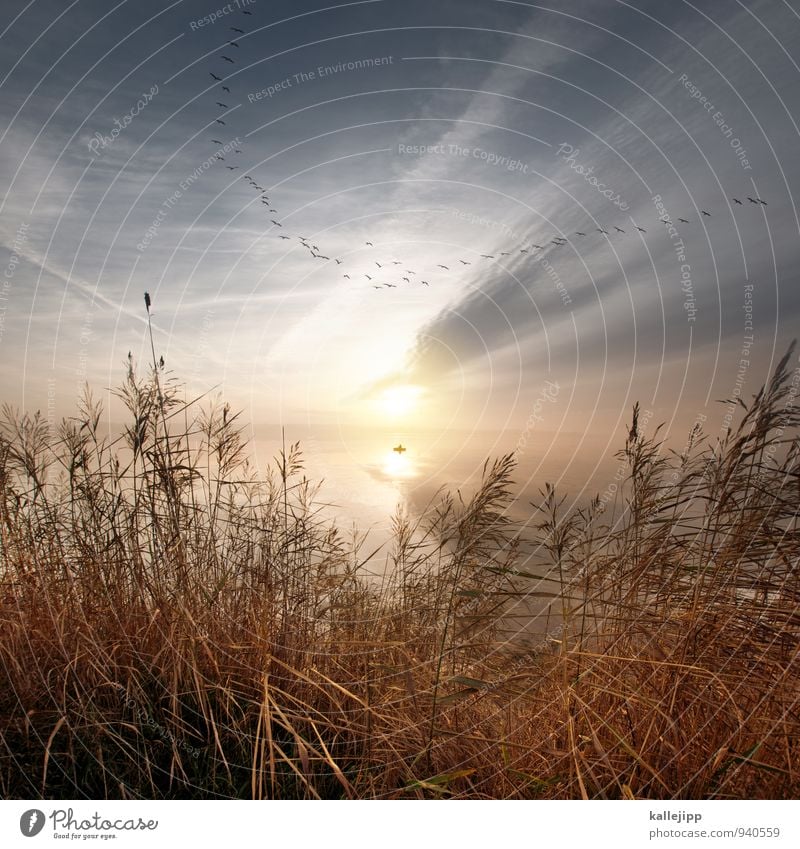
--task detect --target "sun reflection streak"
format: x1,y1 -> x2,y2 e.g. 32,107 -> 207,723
381,448 -> 416,479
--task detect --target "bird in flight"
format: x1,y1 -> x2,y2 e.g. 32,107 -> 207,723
481,254 -> 494,258
366,241 -> 373,246
459,259 -> 471,265
575,232 -> 586,236
211,139 -> 223,144
635,226 -> 647,233
757,198 -> 768,206
365,274 -> 373,280
278,235 -> 290,240
144,291 -> 151,312
733,198 -> 743,205
393,444 -> 406,454
226,166 -> 239,170
519,248 -> 528,253
335,259 -> 342,265
402,277 -> 410,283
701,210 -> 711,216
216,102 -> 228,108
597,228 -> 609,234
215,119 -> 226,125
421,280 -> 429,286
242,8 -> 253,13
614,227 -> 625,233
375,261 -> 383,268
222,55 -> 235,63
437,264 -> 449,269
229,41 -> 239,47
678,218 -> 689,223
344,274 -> 350,279
210,72 -> 222,81
271,219 -> 282,227
231,27 -> 244,33
222,86 -> 231,93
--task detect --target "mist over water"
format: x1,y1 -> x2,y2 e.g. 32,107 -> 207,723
250,423 -> 621,534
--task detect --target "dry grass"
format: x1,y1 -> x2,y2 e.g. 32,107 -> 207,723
0,347 -> 798,799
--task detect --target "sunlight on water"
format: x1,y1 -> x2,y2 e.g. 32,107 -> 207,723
380,448 -> 417,479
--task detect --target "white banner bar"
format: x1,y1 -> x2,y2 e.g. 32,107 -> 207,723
1,800 -> 797,848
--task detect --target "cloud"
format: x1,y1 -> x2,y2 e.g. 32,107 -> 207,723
392,0 -> 800,428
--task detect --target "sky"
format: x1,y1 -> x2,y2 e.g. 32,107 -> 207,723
1,0 -> 800,498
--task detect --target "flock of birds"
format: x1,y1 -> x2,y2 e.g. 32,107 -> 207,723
201,10 -> 772,293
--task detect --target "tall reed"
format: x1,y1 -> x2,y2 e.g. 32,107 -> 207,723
0,347 -> 797,798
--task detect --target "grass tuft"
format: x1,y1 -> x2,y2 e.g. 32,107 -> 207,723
0,348 -> 798,798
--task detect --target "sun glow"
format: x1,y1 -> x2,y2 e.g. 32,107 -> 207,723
375,384 -> 424,419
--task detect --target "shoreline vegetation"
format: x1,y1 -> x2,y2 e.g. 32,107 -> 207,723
1,346 -> 798,799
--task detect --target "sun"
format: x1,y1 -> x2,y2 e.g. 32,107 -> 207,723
376,384 -> 423,419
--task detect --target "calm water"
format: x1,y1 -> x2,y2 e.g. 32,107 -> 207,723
249,424 -> 622,537
250,426 -> 624,642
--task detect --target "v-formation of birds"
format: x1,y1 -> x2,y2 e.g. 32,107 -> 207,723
201,10 -> 772,292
